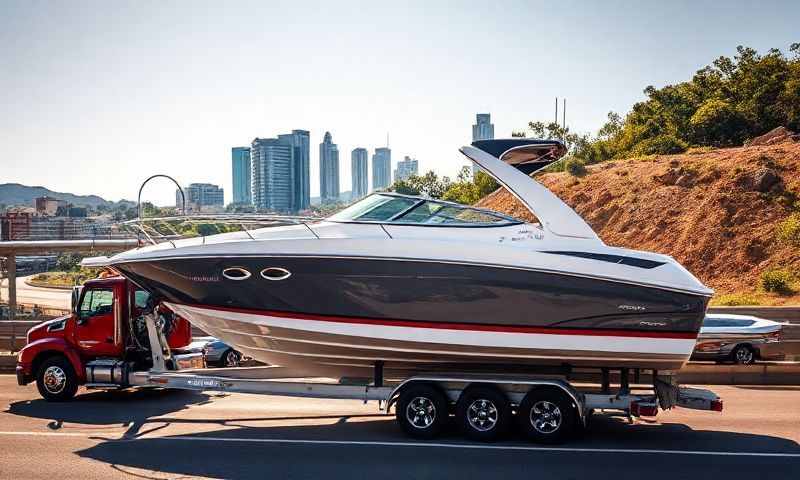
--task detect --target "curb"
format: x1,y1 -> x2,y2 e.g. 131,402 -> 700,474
23,279 -> 76,291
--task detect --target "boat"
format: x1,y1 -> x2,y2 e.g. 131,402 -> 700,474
83,139 -> 713,379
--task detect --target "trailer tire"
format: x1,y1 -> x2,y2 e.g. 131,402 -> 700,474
36,356 -> 78,402
395,384 -> 448,439
518,388 -> 577,444
456,385 -> 511,441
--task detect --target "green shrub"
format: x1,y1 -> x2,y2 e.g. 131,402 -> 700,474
775,213 -> 800,245
631,134 -> 688,156
712,293 -> 762,306
760,269 -> 794,294
564,158 -> 587,177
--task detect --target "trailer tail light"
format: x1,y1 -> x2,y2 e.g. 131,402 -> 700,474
630,401 -> 658,417
711,399 -> 723,412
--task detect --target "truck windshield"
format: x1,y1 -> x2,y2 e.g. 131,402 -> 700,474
79,289 -> 114,318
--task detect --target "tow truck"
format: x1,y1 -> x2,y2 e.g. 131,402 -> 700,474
16,275 -> 723,443
16,275 -> 203,401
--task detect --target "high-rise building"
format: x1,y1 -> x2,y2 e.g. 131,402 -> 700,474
278,130 -> 310,211
319,132 -> 340,203
231,147 -> 252,205
472,113 -> 495,174
250,137 -> 293,212
351,148 -> 369,199
372,147 -> 391,191
177,183 -> 224,210
393,156 -> 418,183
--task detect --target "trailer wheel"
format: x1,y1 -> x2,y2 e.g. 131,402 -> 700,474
456,385 -> 511,441
518,388 -> 577,444
395,384 -> 448,439
36,356 -> 78,402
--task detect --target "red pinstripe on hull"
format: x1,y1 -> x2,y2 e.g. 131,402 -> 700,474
179,303 -> 699,340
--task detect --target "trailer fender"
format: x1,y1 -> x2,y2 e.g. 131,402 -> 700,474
19,338 -> 86,384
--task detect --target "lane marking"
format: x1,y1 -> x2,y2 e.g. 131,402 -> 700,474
0,431 -> 92,438
2,431 -> 797,458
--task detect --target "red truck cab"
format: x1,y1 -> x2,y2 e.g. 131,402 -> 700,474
16,275 -> 194,401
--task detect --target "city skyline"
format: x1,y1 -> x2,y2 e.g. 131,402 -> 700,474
3,2 -> 798,206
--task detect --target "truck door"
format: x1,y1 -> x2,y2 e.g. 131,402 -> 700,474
75,288 -> 121,357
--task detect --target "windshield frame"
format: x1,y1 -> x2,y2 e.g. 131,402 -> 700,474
326,192 -> 524,228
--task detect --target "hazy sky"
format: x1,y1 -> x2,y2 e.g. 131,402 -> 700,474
2,0 -> 798,205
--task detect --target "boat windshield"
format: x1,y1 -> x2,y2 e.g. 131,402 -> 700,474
327,193 -> 521,226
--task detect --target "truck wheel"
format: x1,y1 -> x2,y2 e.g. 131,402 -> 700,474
732,345 -> 755,365
36,356 -> 78,402
223,349 -> 241,368
518,389 -> 577,444
395,384 -> 448,439
456,385 -> 511,441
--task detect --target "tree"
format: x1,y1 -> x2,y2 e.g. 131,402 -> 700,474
389,171 -> 451,199
56,253 -> 83,272
521,43 -> 800,162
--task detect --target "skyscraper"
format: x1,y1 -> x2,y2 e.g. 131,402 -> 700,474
278,130 -> 310,211
372,147 -> 391,191
319,132 -> 340,203
231,147 -> 252,205
472,113 -> 495,174
250,137 -> 293,212
351,148 -> 368,199
394,156 -> 418,183
177,183 -> 224,211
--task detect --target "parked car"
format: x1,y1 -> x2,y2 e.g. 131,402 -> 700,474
691,314 -> 784,364
202,338 -> 247,367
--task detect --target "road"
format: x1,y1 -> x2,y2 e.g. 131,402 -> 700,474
0,376 -> 798,479
0,275 -> 70,310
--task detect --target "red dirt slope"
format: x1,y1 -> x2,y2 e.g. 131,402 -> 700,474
478,141 -> 800,305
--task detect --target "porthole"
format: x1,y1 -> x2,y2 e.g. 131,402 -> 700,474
222,267 -> 252,281
260,267 -> 291,281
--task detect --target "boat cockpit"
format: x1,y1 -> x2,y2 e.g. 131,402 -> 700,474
327,193 -> 523,227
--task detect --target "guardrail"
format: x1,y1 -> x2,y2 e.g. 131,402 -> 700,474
678,362 -> 800,385
0,320 -> 40,353
708,306 -> 800,322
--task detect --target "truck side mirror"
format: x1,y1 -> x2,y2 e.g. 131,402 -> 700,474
71,286 -> 83,315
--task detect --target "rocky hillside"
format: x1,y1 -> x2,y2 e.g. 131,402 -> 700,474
478,138 -> 800,305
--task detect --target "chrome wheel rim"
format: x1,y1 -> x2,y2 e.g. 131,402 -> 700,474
530,400 -> 562,434
735,347 -> 753,364
467,398 -> 498,432
43,366 -> 67,395
406,396 -> 436,429
224,350 -> 240,367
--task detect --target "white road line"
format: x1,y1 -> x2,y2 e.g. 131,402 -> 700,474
2,431 -> 798,458
0,431 -> 93,438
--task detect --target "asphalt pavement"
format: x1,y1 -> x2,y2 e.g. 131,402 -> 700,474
0,375 -> 798,479
0,275 -> 71,310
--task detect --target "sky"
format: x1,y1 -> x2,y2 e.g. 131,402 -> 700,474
1,0 -> 799,206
